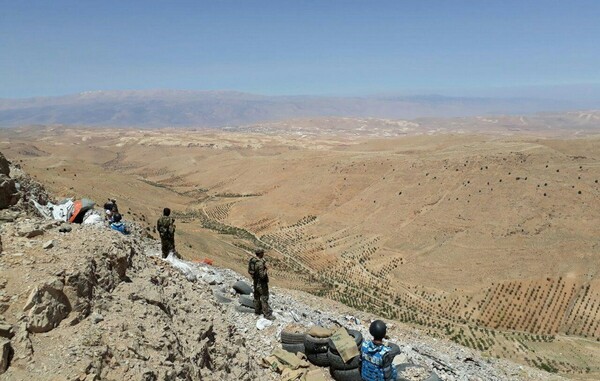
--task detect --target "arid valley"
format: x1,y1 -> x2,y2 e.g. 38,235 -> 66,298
1,116 -> 599,379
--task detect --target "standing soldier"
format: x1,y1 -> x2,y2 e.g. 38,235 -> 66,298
157,207 -> 176,258
248,248 -> 274,320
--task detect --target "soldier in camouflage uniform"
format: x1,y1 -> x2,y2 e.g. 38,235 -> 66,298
156,208 -> 176,258
248,249 -> 274,320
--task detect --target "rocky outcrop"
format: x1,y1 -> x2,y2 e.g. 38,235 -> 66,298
0,320 -> 13,339
0,175 -> 18,209
0,339 -> 12,375
0,152 -> 9,177
23,279 -> 71,333
0,151 -> 18,209
20,238 -> 136,334
0,151 -> 50,212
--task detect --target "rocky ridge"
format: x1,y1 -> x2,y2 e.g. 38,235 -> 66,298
0,154 -> 565,381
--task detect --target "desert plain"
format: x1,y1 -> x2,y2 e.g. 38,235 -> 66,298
1,116 -> 599,379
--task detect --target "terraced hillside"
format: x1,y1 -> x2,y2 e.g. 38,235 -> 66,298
1,126 -> 599,378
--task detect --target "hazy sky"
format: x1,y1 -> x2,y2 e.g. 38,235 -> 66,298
1,0 -> 599,98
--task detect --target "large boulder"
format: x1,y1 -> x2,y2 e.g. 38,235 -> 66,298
62,262 -> 96,325
94,241 -> 133,292
0,152 -> 9,177
23,278 -> 72,333
0,175 -> 19,209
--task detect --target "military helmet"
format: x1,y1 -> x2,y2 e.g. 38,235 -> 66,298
369,320 -> 387,340
255,248 -> 265,255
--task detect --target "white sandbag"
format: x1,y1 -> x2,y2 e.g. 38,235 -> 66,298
165,252 -> 197,282
83,213 -> 103,225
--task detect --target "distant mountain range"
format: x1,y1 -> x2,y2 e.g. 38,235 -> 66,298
0,90 -> 588,128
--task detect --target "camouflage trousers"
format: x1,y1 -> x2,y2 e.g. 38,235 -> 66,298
253,281 -> 272,317
160,236 -> 175,258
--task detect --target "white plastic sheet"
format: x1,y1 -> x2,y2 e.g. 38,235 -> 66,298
32,200 -> 52,219
165,252 -> 197,282
51,200 -> 75,221
83,213 -> 103,225
256,317 -> 273,330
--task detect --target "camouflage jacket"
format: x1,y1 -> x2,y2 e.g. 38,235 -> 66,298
157,216 -> 175,238
254,258 -> 269,283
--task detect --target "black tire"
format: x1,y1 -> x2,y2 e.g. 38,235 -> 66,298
304,334 -> 329,354
281,329 -> 306,345
328,329 -> 363,355
282,343 -> 305,354
306,351 -> 330,367
235,305 -> 255,314
327,348 -> 360,371
213,291 -> 233,304
331,368 -> 362,381
239,294 -> 255,308
233,280 -> 253,295
347,329 -> 363,346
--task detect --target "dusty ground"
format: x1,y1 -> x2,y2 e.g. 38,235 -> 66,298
0,126 -> 599,378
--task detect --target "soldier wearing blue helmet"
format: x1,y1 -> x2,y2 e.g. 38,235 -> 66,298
360,320 -> 400,381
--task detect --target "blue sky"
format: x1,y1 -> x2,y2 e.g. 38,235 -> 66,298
1,0 -> 599,98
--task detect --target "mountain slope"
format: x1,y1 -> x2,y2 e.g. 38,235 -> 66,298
0,90 -> 576,128
0,152 -> 565,381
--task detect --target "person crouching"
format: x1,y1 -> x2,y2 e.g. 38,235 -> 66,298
110,213 -> 129,235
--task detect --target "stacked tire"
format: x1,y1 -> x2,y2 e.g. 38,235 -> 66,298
233,280 -> 252,295
232,281 -> 255,313
328,329 -> 363,381
281,328 -> 306,355
304,333 -> 331,367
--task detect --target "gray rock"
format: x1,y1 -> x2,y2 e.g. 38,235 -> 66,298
0,153 -> 9,177
59,225 -> 72,233
16,223 -> 44,238
202,273 -> 223,285
202,274 -> 217,285
0,175 -> 18,210
0,339 -> 11,374
43,240 -> 54,250
91,313 -> 104,324
0,322 -> 13,339
42,221 -> 61,230
12,322 -> 32,359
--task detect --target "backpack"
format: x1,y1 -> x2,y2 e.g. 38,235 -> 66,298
248,257 -> 258,278
158,217 -> 172,236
